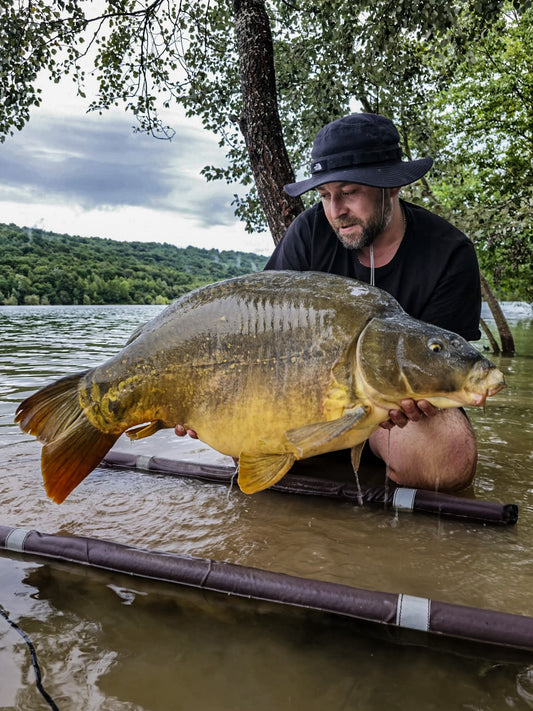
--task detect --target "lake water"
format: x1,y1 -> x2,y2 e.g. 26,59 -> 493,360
0,302 -> 532,710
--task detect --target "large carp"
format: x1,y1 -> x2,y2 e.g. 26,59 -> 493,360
16,271 -> 505,503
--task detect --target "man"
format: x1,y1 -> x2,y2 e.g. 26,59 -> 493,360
177,112 -> 481,492
264,112 -> 482,491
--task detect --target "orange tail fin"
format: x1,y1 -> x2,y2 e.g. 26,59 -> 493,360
15,372 -> 119,503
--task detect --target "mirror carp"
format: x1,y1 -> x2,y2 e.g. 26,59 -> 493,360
15,271 -> 505,503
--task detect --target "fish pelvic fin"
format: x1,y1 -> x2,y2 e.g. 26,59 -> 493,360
15,371 -> 119,503
126,420 -> 166,441
238,453 -> 295,494
286,406 -> 369,458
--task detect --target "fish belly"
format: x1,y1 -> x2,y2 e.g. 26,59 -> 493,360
182,352 -> 332,458
83,272 -> 386,456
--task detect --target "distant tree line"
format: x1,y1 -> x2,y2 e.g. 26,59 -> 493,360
0,223 -> 267,305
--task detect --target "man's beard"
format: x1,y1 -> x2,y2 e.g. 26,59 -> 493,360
333,192 -> 392,250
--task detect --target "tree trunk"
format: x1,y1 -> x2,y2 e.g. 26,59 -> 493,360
479,270 -> 515,355
233,0 -> 304,245
479,317 -> 500,355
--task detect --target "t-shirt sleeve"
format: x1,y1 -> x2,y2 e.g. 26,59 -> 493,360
264,214 -> 312,271
417,241 -> 481,341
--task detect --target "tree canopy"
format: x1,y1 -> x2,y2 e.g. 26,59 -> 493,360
430,5 -> 533,300
0,222 -> 266,305
1,0 -> 531,299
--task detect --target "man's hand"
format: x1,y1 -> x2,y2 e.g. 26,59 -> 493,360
174,424 -> 199,439
379,399 -> 439,430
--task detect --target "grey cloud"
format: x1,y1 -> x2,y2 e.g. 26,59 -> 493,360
0,113 -> 239,227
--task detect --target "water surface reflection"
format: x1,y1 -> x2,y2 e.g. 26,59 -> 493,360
0,304 -> 532,710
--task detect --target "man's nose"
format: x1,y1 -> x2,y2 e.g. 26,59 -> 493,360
329,195 -> 348,219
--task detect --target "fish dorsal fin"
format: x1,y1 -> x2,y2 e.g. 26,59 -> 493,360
126,420 -> 165,441
238,452 -> 295,494
125,322 -> 148,345
286,406 -> 369,457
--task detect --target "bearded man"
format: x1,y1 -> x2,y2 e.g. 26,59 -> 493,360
263,113 -> 482,491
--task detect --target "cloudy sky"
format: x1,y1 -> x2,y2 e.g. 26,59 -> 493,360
0,79 -> 276,256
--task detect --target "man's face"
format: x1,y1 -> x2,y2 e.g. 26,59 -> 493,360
316,182 -> 392,250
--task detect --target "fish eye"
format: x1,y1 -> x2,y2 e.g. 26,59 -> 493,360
428,338 -> 444,353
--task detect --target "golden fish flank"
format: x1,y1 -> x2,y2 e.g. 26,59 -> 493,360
15,271 -> 505,503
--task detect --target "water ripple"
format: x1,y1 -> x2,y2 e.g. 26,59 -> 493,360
1,305 -> 533,709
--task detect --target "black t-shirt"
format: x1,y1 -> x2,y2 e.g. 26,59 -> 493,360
265,199 -> 481,341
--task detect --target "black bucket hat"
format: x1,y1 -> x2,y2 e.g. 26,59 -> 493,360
284,113 -> 433,196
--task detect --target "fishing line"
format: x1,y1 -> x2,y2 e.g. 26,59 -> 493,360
370,188 -> 386,287
0,604 -> 60,710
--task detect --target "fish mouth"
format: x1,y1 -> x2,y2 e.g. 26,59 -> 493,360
463,365 -> 506,406
425,365 -> 506,409
466,381 -> 506,406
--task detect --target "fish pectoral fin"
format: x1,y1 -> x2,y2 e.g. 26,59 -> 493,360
350,441 -> 366,473
126,420 -> 165,441
286,405 -> 370,457
238,452 -> 295,494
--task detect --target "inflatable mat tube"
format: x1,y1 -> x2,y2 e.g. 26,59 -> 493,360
103,452 -> 518,525
0,526 -> 531,652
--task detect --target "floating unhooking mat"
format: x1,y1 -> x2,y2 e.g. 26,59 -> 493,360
1,526 -> 531,653
103,451 -> 519,526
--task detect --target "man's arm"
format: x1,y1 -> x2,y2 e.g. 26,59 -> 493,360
264,212 -> 312,271
418,242 -> 482,341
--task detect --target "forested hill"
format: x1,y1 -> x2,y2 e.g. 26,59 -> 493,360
0,223 -> 269,305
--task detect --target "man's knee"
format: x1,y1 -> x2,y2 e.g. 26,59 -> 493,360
368,408 -> 478,492
433,431 -> 477,491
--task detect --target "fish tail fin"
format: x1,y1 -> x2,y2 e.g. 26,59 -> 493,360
15,371 -> 90,443
42,425 -> 118,504
15,371 -> 119,503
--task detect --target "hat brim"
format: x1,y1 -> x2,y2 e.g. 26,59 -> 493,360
284,157 -> 433,197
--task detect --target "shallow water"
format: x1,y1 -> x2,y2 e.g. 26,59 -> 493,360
0,303 -> 532,710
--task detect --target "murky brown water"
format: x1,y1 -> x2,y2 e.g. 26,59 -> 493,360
1,303 -> 532,710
